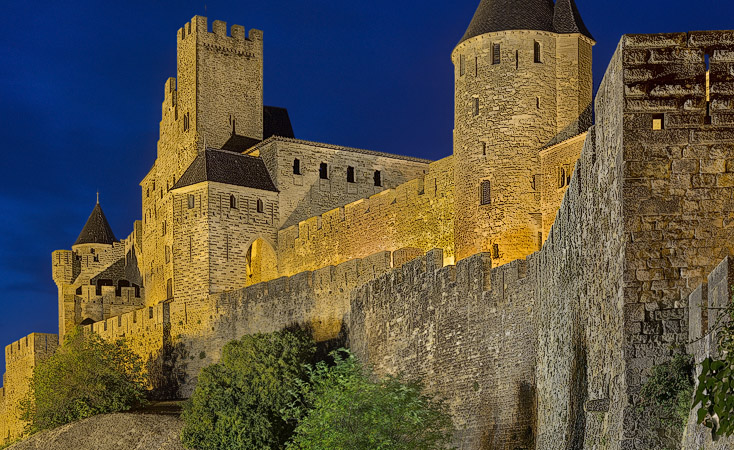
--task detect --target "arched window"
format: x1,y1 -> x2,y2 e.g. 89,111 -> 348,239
374,170 -> 382,187
230,194 -> 237,209
293,158 -> 301,175
347,166 -> 355,183
257,199 -> 264,213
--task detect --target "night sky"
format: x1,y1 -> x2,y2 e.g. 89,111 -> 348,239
1,0 -> 732,375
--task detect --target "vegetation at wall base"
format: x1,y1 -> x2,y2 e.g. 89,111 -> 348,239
180,329 -> 316,450
693,303 -> 734,440
285,349 -> 456,450
20,327 -> 147,434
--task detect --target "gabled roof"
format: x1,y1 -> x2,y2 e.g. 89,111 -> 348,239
263,106 -> 295,140
74,203 -> 117,246
172,148 -> 278,192
459,0 -> 593,45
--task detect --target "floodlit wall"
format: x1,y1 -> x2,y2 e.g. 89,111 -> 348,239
277,156 -> 455,276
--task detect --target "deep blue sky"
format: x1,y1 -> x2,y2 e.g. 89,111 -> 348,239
0,0 -> 732,375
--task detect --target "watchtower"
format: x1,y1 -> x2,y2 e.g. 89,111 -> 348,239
452,0 -> 594,264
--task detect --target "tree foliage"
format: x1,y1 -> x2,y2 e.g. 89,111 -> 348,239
286,350 -> 456,450
180,329 -> 316,450
638,353 -> 694,428
694,303 -> 734,439
21,327 -> 147,433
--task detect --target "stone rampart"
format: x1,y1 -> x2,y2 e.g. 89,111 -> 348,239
277,156 -> 455,277
682,256 -> 734,449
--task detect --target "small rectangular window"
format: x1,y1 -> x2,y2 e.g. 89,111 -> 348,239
257,199 -> 264,213
534,41 -> 541,64
188,194 -> 195,209
480,180 -> 491,205
460,54 -> 466,76
492,244 -> 500,259
473,98 -> 480,116
475,56 -> 479,76
319,162 -> 329,179
230,195 -> 237,209
293,158 -> 301,175
492,43 -> 501,65
347,166 -> 355,183
652,114 -> 664,130
374,170 -> 382,187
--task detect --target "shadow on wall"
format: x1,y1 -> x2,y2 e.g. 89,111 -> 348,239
545,102 -> 594,148
478,381 -> 536,450
568,328 -> 587,450
147,324 -> 189,400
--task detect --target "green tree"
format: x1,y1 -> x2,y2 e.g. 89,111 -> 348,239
286,350 -> 455,450
180,329 -> 316,450
693,303 -> 734,439
21,326 -> 147,433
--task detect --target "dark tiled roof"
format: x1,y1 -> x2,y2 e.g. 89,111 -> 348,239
264,106 -> 295,139
553,0 -> 593,40
74,203 -> 117,246
459,0 -> 593,44
172,148 -> 278,192
219,106 -> 295,153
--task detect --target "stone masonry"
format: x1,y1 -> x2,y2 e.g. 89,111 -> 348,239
2,2 -> 734,449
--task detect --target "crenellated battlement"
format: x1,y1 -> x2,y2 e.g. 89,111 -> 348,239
4,333 -> 58,366
177,16 -> 262,49
277,156 -> 455,276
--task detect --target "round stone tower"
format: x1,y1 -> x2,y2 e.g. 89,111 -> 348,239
452,0 -> 594,264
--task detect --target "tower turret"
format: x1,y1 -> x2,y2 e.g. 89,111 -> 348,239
452,0 -> 594,264
72,200 -> 117,251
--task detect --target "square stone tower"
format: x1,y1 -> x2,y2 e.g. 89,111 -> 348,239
142,17 -> 264,305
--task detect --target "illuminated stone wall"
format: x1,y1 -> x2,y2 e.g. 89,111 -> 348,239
0,334 -> 58,444
276,156 -> 456,277
451,30 -> 593,265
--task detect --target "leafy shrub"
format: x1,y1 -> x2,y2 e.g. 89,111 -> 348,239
180,329 -> 316,450
638,353 -> 694,427
694,303 -> 734,439
286,350 -> 455,450
21,327 -> 147,433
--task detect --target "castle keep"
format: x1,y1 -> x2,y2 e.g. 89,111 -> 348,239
2,1 -> 734,448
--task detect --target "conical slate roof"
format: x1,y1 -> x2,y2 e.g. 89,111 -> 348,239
74,202 -> 117,246
459,0 -> 593,45
553,0 -> 593,40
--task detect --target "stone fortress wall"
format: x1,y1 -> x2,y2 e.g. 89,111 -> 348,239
2,10 -> 734,450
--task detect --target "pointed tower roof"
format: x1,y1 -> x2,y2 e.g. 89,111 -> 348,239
458,0 -> 593,45
74,201 -> 117,246
459,0 -> 555,44
553,0 -> 594,40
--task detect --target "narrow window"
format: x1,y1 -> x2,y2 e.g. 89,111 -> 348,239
534,41 -> 541,64
230,194 -> 237,209
482,142 -> 487,156
161,221 -> 167,236
293,158 -> 301,175
492,244 -> 500,259
460,54 -> 466,76
188,194 -> 195,209
652,113 -> 664,130
480,180 -> 491,205
492,43 -> 501,65
473,97 -> 480,116
515,50 -> 519,70
347,166 -> 355,183
538,232 -> 543,250
475,56 -> 479,76
558,167 -> 566,188
374,170 -> 382,187
319,162 -> 328,179
230,115 -> 236,135
536,97 -> 540,109
146,188 -> 149,198
257,199 -> 264,213
183,113 -> 189,132
705,54 -> 712,125
165,245 -> 171,263
166,279 -> 173,299
149,307 -> 154,319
